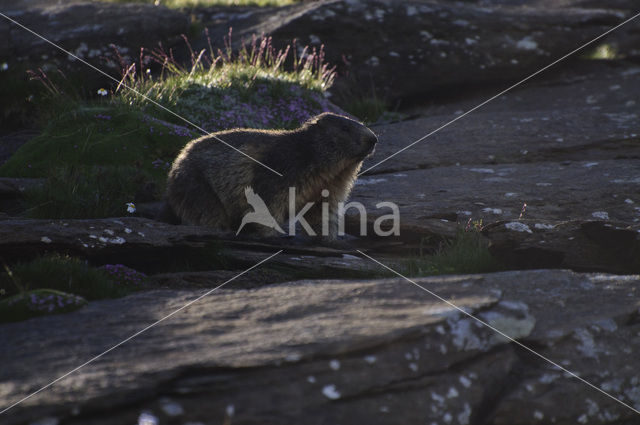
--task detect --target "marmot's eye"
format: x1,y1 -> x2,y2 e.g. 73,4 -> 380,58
341,125 -> 351,132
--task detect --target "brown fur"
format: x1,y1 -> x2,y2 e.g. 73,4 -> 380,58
161,112 -> 378,238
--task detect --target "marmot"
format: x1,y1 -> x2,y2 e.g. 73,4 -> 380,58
161,112 -> 377,239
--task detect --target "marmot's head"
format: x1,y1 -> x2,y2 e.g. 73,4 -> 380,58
305,113 -> 378,163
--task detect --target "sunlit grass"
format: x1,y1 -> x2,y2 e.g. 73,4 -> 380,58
109,30 -> 337,130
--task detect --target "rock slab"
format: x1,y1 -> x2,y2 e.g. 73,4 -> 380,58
1,270 -> 640,424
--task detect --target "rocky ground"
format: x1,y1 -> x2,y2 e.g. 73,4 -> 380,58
1,0 -> 640,424
2,270 -> 640,424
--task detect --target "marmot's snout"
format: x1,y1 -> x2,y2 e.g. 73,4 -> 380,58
361,127 -> 378,156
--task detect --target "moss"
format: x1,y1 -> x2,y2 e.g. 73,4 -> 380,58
0,289 -> 88,323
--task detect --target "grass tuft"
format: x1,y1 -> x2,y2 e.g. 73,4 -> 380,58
114,30 -> 337,131
0,255 -> 147,322
343,96 -> 388,124
403,229 -> 503,277
0,254 -> 142,300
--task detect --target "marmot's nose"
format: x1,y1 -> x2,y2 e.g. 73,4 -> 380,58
363,129 -> 378,148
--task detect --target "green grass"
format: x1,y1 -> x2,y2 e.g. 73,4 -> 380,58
115,32 -> 337,130
343,96 -> 388,124
0,104 -> 190,218
0,255 -> 147,322
23,165 -> 159,219
1,105 -> 190,179
403,230 -> 503,277
1,255 -> 140,299
1,33 -> 337,219
104,0 -> 297,8
0,63 -> 42,130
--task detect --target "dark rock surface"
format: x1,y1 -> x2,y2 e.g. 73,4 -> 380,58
482,219 -> 640,273
256,0 -> 638,102
3,0 -> 638,104
1,1 -> 188,71
345,60 -> 640,272
1,270 -> 639,424
362,62 -> 640,174
0,217 -> 388,278
177,0 -> 640,103
0,217 -> 227,267
1,3 -> 640,424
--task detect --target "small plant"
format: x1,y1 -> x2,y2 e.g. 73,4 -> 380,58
583,43 -> 620,60
518,203 -> 527,220
403,229 -> 502,276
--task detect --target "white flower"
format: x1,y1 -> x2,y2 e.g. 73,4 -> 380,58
97,88 -> 108,96
126,202 -> 136,213
0,62 -> 8,71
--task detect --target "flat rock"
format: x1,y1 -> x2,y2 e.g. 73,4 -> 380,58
260,0 -> 635,102
1,1 -> 188,70
352,159 -> 640,226
363,62 -> 640,175
482,219 -> 640,273
0,217 -> 392,278
0,217 -> 227,266
1,270 -> 639,424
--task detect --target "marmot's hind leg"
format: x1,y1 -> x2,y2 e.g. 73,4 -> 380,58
156,201 -> 182,224
175,177 -> 231,229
